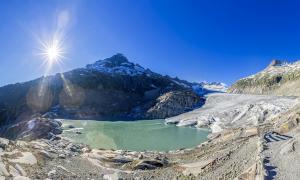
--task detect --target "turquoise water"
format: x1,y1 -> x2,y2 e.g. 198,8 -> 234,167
61,119 -> 209,151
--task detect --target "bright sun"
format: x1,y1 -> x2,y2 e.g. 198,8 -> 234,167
39,38 -> 64,64
46,46 -> 60,62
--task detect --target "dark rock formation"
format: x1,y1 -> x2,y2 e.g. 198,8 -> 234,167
268,59 -> 282,67
0,117 -> 62,141
133,160 -> 164,170
145,90 -> 204,118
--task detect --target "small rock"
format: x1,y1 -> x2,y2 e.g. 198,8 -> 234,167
115,150 -> 125,155
55,120 -> 63,127
68,125 -> 76,129
138,154 -> 143,159
47,132 -> 55,139
52,127 -> 63,135
0,162 -> 9,176
56,141 -> 68,148
0,138 -> 9,149
9,165 -> 20,177
13,176 -> 31,180
103,172 -> 119,180
8,152 -> 37,165
58,154 -> 66,159
112,156 -> 133,164
134,163 -> 156,170
15,164 -> 27,176
160,157 -> 169,165
15,141 -> 28,148
57,165 -> 69,172
38,150 -> 53,159
48,132 -> 62,141
30,141 -> 49,150
51,135 -> 62,141
142,160 -> 164,167
68,144 -> 82,153
49,120 -> 61,128
133,160 -> 164,170
81,147 -> 91,153
48,169 -> 56,177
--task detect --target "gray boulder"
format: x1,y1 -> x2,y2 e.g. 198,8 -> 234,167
0,118 -> 63,141
133,159 -> 164,170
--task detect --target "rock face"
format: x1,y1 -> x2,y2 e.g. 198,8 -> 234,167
0,117 -> 62,140
228,59 -> 300,96
145,90 -> 204,118
268,59 -> 283,67
0,54 -> 209,128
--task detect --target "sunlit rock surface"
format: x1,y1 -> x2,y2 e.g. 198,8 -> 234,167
228,59 -> 300,96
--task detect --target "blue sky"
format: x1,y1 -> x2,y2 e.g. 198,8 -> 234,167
1,0 -> 300,86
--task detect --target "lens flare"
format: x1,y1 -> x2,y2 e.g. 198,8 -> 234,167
46,44 -> 60,61
39,38 -> 65,65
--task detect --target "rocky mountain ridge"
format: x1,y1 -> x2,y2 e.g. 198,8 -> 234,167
0,54 -> 225,131
228,59 -> 300,96
85,54 -> 150,76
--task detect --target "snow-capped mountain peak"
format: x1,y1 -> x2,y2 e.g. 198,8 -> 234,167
168,77 -> 227,95
190,81 -> 227,95
86,53 -> 147,76
85,54 -> 227,95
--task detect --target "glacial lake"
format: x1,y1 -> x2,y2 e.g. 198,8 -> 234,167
61,119 -> 210,151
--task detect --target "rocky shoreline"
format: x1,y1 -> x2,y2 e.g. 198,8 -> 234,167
0,122 -> 265,179
0,93 -> 298,179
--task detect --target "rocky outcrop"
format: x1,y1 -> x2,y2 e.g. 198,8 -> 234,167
145,90 -> 204,118
0,117 -> 62,141
228,59 -> 300,96
268,59 -> 283,67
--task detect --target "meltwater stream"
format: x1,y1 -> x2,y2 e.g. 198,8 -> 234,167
61,119 -> 209,151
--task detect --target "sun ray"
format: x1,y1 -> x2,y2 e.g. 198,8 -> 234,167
60,73 -> 73,97
37,35 -> 66,75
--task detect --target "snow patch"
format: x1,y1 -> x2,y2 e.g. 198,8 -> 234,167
86,55 -> 147,76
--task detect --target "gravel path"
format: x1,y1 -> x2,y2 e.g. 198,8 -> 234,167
262,129 -> 300,180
